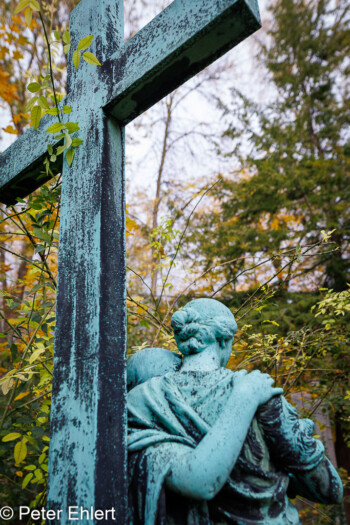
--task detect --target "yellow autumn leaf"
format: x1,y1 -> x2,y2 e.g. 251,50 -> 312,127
31,105 -> 42,130
14,391 -> 30,401
72,49 -> 81,70
14,0 -> 31,15
2,125 -> 18,134
2,432 -> 21,442
13,50 -> 24,60
14,438 -> 27,464
83,51 -> 101,66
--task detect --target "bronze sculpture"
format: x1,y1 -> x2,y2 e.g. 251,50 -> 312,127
127,298 -> 343,524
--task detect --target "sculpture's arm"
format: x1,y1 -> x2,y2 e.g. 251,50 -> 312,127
166,371 -> 283,501
288,456 -> 343,505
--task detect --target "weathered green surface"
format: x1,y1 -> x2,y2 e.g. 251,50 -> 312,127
47,2 -> 127,522
0,1 -> 262,523
127,299 -> 343,524
0,113 -> 63,204
104,0 -> 261,123
0,0 -> 260,205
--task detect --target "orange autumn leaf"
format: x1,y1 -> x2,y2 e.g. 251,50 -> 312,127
11,15 -> 23,25
0,69 -> 19,105
13,112 -> 29,124
2,125 -> 18,134
13,50 -> 23,60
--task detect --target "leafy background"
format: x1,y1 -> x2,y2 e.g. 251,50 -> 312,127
0,0 -> 349,523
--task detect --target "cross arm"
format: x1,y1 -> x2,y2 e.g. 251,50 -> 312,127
103,0 -> 261,124
0,113 -> 64,205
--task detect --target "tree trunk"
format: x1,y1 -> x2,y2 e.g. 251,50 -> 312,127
151,95 -> 173,295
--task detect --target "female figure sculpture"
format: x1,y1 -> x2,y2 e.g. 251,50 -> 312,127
127,299 -> 343,524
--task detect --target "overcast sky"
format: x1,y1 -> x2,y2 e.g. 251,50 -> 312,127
0,0 -> 271,197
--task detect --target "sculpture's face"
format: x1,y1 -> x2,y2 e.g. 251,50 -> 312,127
220,337 -> 234,367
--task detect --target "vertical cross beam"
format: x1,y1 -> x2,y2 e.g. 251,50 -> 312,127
47,1 -> 127,522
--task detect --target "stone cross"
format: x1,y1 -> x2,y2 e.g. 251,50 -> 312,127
0,0 -> 260,522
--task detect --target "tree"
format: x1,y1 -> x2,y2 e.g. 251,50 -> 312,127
185,0 -> 350,519
192,0 -> 350,293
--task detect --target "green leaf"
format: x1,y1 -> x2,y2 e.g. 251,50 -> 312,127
14,0 -> 30,15
25,7 -> 32,26
31,105 -> 42,130
25,96 -> 38,112
29,0 -> 40,11
29,348 -> 45,364
33,227 -> 51,243
50,155 -> 57,162
27,82 -> 41,93
62,30 -> 71,44
78,35 -> 93,51
62,105 -> 72,114
63,44 -> 71,56
22,473 -> 33,489
47,144 -> 53,155
2,432 -> 21,442
65,132 -> 72,149
56,145 -> 66,156
38,96 -> 50,110
83,51 -> 101,66
72,137 -> 83,147
46,122 -> 64,134
24,464 -> 36,470
66,147 -> 75,167
54,30 -> 60,40
14,439 -> 27,464
72,50 -> 81,70
65,122 -> 79,134
54,133 -> 65,140
46,108 -> 60,115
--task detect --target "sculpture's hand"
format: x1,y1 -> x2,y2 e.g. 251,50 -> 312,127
234,370 -> 283,406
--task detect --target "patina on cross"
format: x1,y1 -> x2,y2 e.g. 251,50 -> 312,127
0,0 -> 260,522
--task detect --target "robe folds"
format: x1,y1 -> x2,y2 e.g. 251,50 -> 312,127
127,369 -> 325,525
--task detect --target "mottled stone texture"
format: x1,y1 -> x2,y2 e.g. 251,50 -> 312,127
48,2 -> 127,522
0,1 -> 262,524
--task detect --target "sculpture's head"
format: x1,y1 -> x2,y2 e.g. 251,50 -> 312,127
171,298 -> 237,366
127,347 -> 182,391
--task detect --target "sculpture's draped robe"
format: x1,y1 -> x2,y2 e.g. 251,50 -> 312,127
127,369 -> 325,525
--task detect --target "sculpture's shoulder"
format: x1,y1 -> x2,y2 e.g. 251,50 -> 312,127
128,373 -> 171,399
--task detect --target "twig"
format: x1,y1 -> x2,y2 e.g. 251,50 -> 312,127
39,11 -> 61,122
0,245 -> 52,275
127,266 -> 159,312
296,497 -> 335,523
6,390 -> 52,418
157,178 -> 221,307
11,207 -> 57,288
0,305 -> 54,431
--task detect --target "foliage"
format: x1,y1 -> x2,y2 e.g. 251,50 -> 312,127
192,0 -> 350,292
0,178 -> 60,512
0,0 -> 79,139
0,0 -> 348,524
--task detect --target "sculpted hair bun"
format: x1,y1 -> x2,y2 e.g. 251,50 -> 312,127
171,308 -> 205,355
171,305 -> 237,356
